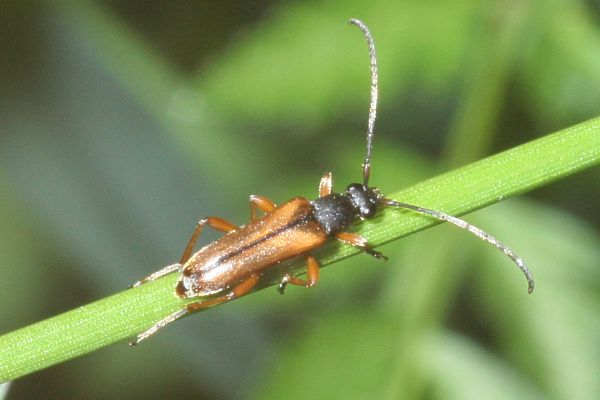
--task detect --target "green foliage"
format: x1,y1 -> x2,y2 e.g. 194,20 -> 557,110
1,118 -> 598,387
0,0 -> 598,398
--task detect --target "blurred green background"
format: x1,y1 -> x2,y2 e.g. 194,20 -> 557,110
1,1 -> 599,399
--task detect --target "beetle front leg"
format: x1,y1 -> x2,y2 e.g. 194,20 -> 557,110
319,172 -> 333,197
335,232 -> 388,260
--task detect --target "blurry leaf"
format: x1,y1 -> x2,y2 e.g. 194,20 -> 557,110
53,0 -> 180,117
476,200 -> 600,400
51,0 -> 266,184
197,0 -> 478,129
0,179 -> 53,332
422,331 -> 543,400
250,311 -> 397,400
520,0 -> 600,124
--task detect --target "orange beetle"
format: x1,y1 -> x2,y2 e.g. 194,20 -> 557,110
131,19 -> 534,345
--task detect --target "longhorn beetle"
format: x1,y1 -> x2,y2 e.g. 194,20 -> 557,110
131,18 -> 534,345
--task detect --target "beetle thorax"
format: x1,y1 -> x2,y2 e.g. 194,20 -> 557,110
311,183 -> 380,236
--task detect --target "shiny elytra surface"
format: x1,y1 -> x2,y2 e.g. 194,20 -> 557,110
180,197 -> 328,297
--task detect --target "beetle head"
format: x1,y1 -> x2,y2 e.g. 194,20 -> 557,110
345,183 -> 380,219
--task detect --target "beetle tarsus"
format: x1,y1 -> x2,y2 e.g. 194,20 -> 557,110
365,248 -> 388,261
130,263 -> 181,288
277,282 -> 288,295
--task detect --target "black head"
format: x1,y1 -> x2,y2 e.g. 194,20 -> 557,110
345,183 -> 380,219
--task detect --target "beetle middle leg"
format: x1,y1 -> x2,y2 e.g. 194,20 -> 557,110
335,231 -> 388,260
277,254 -> 320,294
179,217 -> 238,264
249,194 -> 277,221
131,217 -> 238,287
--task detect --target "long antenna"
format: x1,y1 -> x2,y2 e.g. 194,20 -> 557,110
350,19 -> 534,294
380,199 -> 535,293
349,18 -> 378,187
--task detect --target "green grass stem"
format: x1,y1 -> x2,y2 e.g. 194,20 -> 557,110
0,117 -> 598,383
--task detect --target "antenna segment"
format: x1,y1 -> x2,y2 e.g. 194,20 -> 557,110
349,18 -> 378,187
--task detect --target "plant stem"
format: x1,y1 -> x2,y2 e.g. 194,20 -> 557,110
1,117 -> 599,383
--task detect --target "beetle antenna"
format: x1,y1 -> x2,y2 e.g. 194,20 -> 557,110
380,198 -> 535,293
349,18 -> 378,187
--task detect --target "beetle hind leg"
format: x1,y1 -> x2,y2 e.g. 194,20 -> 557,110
186,273 -> 260,313
131,274 -> 260,346
278,254 -> 320,294
130,308 -> 188,346
130,263 -> 181,288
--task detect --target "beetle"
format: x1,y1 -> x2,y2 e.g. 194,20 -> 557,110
131,18 -> 534,345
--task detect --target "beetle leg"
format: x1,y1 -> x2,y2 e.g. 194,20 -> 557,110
131,274 -> 260,346
249,194 -> 277,221
319,172 -> 333,197
179,217 -> 238,264
335,232 -> 388,261
186,273 -> 260,312
130,263 -> 181,287
130,308 -> 188,346
131,217 -> 237,288
277,254 -> 320,294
